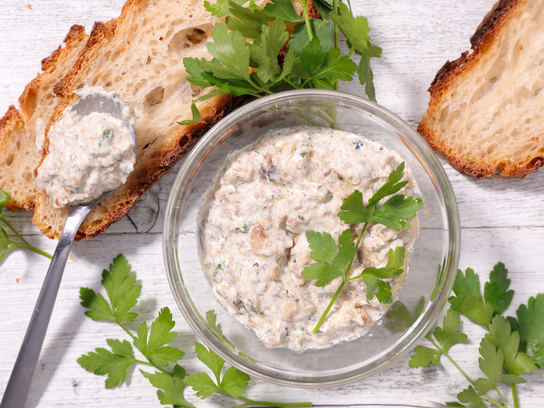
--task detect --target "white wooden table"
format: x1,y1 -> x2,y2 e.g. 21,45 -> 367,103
1,1 -> 543,407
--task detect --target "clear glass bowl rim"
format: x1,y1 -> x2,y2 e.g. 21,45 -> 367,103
163,89 -> 461,388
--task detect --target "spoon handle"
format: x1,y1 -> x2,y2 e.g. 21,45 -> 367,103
1,205 -> 93,408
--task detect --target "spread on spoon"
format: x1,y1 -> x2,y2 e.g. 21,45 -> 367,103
36,87 -> 136,208
198,126 -> 420,351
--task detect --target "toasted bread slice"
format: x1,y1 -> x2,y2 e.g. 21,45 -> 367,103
0,25 -> 88,210
418,0 -> 544,178
33,0 -> 263,239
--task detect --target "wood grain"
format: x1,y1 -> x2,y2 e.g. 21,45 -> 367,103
1,1 -> 544,407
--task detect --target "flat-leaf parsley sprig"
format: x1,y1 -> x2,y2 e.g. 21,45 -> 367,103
181,0 -> 382,125
301,162 -> 422,334
0,188 -> 52,263
78,254 -> 312,408
409,263 -> 544,408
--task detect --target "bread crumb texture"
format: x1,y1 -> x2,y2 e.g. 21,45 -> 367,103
419,0 -> 544,178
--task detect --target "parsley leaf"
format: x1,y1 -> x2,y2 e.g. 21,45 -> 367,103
289,20 -> 333,55
329,3 -> 382,58
433,308 -> 468,353
133,307 -> 184,367
77,339 -> 135,389
226,1 -> 268,40
368,162 -> 408,208
251,19 -> 288,83
312,48 -> 358,82
141,365 -> 193,407
361,273 -> 393,303
486,315 -> 537,375
384,296 -> 425,333
302,229 -> 355,287
207,24 -> 252,82
358,246 -> 405,280
449,268 -> 493,328
303,163 -> 419,332
194,341 -> 225,382
408,307 -> 467,368
0,187 -> 52,262
475,338 -> 525,395
358,54 -> 377,102
204,0 -> 247,17
517,293 -> 544,369
185,343 -> 251,400
0,227 -> 11,263
484,262 -> 514,315
337,189 -> 368,224
79,254 -> 312,408
80,254 -> 141,322
457,386 -> 486,408
263,0 -> 304,22
409,345 -> 442,368
369,195 -> 422,231
300,36 -> 326,77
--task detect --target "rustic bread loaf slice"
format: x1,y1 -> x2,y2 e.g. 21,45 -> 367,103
0,25 -> 88,210
33,0 -> 261,239
418,0 -> 544,178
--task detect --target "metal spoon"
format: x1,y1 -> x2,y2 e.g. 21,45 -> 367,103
0,92 -> 137,408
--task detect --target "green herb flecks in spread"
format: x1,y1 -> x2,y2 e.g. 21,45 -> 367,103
180,0 -> 382,126
199,126 -> 421,350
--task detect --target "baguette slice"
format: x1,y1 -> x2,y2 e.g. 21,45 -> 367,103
418,0 -> 544,178
0,25 -> 88,210
33,0 -> 263,239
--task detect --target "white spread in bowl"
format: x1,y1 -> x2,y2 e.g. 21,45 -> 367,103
36,87 -> 136,208
198,126 -> 420,351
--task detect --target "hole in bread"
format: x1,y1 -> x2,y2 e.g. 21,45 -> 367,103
24,172 -> 32,182
146,56 -> 152,64
16,141 -> 20,150
527,156 -> 543,170
489,77 -> 497,84
105,81 -> 113,88
170,25 -> 211,52
6,154 -> 14,166
145,86 -> 165,107
23,87 -> 39,119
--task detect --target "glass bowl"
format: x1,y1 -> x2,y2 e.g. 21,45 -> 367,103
163,89 -> 460,387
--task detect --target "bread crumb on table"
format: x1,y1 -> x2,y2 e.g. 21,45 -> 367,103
26,3 -> 31,9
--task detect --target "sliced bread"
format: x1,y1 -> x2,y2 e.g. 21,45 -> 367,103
418,0 -> 544,178
33,0 -> 262,239
0,25 -> 88,210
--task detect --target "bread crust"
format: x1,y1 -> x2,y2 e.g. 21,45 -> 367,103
418,0 -> 538,179
0,24 -> 88,211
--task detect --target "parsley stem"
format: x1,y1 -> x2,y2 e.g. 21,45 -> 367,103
300,0 -> 313,41
7,242 -> 53,259
117,321 -> 174,376
495,386 -> 508,408
313,281 -> 345,334
2,218 -> 31,246
427,336 -> 506,408
134,358 -> 172,375
333,0 -> 340,91
117,321 -> 137,341
512,384 -> 519,408
427,336 -> 475,386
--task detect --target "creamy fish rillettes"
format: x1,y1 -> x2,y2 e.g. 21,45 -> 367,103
198,126 -> 420,351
